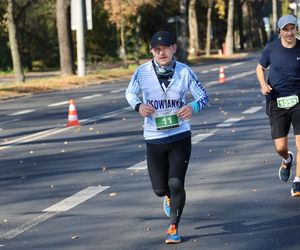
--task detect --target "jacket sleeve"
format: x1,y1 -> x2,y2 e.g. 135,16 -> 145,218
188,70 -> 209,111
125,69 -> 142,109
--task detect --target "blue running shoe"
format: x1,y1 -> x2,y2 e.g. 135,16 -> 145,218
165,224 -> 181,244
291,181 -> 300,197
279,151 -> 293,182
163,196 -> 170,217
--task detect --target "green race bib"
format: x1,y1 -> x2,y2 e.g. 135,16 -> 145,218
277,95 -> 299,109
154,110 -> 179,130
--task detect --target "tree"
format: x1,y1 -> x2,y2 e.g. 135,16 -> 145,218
225,0 -> 234,55
188,0 -> 200,57
205,0 -> 213,56
56,0 -> 74,76
6,0 -> 24,82
272,0 -> 277,32
177,0 -> 188,62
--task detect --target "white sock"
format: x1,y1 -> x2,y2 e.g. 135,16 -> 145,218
294,176 -> 300,183
283,154 -> 291,164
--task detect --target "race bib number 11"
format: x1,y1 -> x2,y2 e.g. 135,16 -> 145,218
155,111 -> 179,130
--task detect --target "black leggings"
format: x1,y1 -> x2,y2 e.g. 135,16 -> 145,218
146,135 -> 191,225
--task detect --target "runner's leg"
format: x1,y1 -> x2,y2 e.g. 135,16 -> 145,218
168,136 -> 191,225
146,143 -> 170,197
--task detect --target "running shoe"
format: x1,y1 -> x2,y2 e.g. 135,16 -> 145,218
163,196 -> 170,217
165,224 -> 181,244
278,151 -> 293,182
291,181 -> 300,197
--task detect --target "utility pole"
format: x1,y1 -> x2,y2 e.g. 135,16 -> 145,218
75,0 -> 85,77
71,0 -> 92,77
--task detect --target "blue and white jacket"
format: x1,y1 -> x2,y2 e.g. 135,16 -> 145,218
125,60 -> 209,140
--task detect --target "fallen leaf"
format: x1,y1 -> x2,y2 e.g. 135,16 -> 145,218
109,192 -> 118,197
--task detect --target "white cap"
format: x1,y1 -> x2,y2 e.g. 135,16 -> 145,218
278,15 -> 298,29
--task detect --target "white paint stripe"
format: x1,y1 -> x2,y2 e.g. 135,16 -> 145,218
43,185 -> 109,212
47,101 -> 69,107
231,62 -> 244,67
0,212 -> 59,240
127,160 -> 147,170
200,70 -> 209,74
111,88 -> 126,93
7,109 -> 35,116
216,117 -> 243,127
0,185 -> 109,240
85,107 -> 131,122
0,127 -> 72,150
192,129 -> 219,144
81,94 -> 103,100
211,67 -> 219,71
205,70 -> 255,88
0,118 -> 20,125
0,107 -> 132,151
242,106 -> 262,114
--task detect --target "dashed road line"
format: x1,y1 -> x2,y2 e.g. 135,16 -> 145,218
0,185 -> 110,240
44,185 -> 110,212
242,106 -> 262,114
47,101 -> 70,107
7,109 -> 35,116
216,117 -> 244,127
81,94 -> 103,100
110,88 -> 126,93
192,129 -> 219,144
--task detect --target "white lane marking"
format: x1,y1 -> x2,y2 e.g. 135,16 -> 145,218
0,107 -> 131,151
0,118 -> 20,125
0,127 -> 72,151
231,62 -> 244,67
85,107 -> 131,122
242,106 -> 262,114
0,212 -> 59,240
0,185 -> 110,240
192,129 -> 219,144
200,70 -> 209,74
44,185 -> 110,212
7,109 -> 35,116
216,117 -> 243,127
211,67 -> 219,71
81,94 -> 103,100
127,160 -> 147,170
205,70 -> 255,88
47,101 -> 70,107
111,88 -> 126,93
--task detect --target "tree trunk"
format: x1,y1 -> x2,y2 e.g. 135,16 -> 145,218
7,0 -> 24,83
120,22 -> 127,68
236,0 -> 245,50
205,0 -> 213,56
272,0 -> 277,33
178,0 -> 188,63
225,0 -> 234,55
188,0 -> 200,57
134,13 -> 141,65
56,0 -> 74,76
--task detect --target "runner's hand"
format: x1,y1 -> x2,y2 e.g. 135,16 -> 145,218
177,105 -> 193,120
139,104 -> 155,117
260,83 -> 272,95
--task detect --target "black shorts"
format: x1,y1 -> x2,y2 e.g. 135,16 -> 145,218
266,99 -> 300,139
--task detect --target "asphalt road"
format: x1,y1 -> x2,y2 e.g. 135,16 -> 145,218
1,53 -> 300,250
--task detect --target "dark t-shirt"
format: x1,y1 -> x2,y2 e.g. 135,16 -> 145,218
259,38 -> 300,101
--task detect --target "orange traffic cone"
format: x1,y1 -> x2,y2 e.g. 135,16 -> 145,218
67,99 -> 80,126
219,65 -> 225,83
